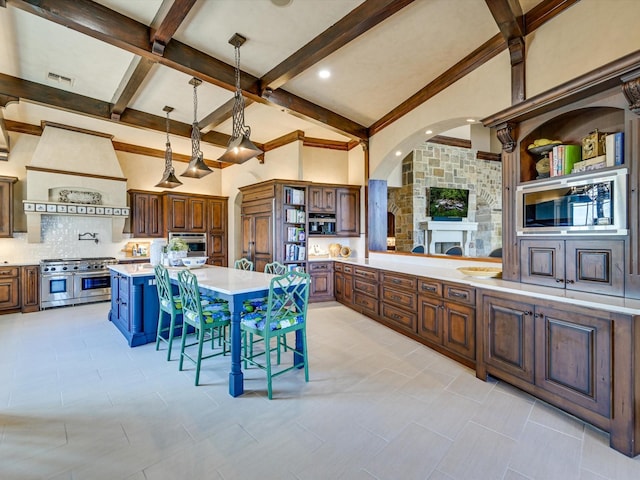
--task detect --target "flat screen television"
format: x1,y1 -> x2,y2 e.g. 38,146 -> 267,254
428,187 -> 469,220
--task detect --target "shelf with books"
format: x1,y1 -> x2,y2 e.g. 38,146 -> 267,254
281,185 -> 307,270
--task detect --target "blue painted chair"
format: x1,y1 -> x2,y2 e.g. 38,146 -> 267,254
411,245 -> 425,253
234,258 -> 254,271
176,269 -> 230,386
445,245 -> 463,256
241,271 -> 310,399
489,247 -> 503,258
154,264 -> 182,361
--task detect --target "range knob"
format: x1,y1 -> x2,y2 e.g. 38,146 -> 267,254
62,266 -> 68,271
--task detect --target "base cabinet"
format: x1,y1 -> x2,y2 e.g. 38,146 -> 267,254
0,266 -> 20,312
21,266 -> 40,313
334,263 -> 353,306
478,289 -> 638,457
380,271 -> 417,334
109,271 -> 159,347
309,261 -> 334,302
417,279 -> 476,366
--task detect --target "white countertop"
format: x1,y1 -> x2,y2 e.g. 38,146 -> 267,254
108,258 -> 640,315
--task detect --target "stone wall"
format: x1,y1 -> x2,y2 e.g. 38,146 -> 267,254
388,142 -> 502,257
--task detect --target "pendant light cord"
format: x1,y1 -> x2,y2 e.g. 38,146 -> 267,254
191,79 -> 201,160
165,110 -> 173,171
232,44 -> 250,139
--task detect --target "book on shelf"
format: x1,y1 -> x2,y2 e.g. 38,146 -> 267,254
285,244 -> 306,262
549,144 -> 581,176
285,208 -> 306,223
571,155 -> 606,173
287,226 -> 305,242
284,187 -> 305,205
605,132 -> 624,166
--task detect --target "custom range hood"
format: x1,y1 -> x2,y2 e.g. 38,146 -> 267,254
24,123 -> 129,243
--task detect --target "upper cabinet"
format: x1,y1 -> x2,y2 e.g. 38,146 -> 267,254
335,187 -> 360,236
0,176 -> 18,238
483,62 -> 640,299
308,186 -> 336,213
128,190 -> 164,238
164,193 -> 207,233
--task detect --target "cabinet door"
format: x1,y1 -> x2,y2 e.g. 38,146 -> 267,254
309,187 -> 336,213
534,304 -> 611,417
380,301 -> 416,333
565,240 -> 624,296
242,209 -> 273,273
0,178 -> 15,238
166,195 -> 188,231
520,239 -> 564,287
188,197 -> 207,232
481,294 -> 535,383
334,271 -> 345,303
207,232 -> 227,266
208,198 -> 227,231
130,192 -> 163,238
443,301 -> 475,361
0,271 -> 19,310
335,187 -> 360,236
418,294 -> 443,344
309,262 -> 334,302
21,266 -> 40,313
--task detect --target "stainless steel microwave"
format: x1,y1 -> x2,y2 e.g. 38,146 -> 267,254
168,232 -> 207,256
516,168 -> 628,236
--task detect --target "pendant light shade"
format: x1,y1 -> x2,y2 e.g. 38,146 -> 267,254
155,106 -> 182,189
181,77 -> 213,178
218,33 -> 263,164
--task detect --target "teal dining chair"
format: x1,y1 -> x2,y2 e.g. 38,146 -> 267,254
176,269 -> 231,386
234,258 -> 254,270
264,261 -> 287,275
154,264 -> 182,361
240,270 -> 310,399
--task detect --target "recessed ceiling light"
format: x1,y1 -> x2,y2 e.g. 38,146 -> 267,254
466,118 -> 476,123
425,130 -> 433,134
395,150 -> 402,157
270,0 -> 293,6
318,69 -> 331,79
46,71 -> 74,87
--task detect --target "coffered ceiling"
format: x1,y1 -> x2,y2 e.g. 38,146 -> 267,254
0,0 -> 570,167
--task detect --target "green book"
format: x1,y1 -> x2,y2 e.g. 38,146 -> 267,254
563,145 -> 582,174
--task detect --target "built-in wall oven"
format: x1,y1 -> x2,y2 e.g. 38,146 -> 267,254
168,232 -> 207,257
40,257 -> 118,309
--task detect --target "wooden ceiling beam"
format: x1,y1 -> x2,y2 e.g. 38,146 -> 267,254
7,0 -> 368,141
0,72 -> 232,147
259,0 -> 415,92
198,97 -> 255,131
150,0 -> 197,56
110,57 -> 155,121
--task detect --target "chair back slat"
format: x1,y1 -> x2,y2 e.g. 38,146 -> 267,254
177,270 -> 204,323
154,265 -> 174,309
265,271 -> 309,335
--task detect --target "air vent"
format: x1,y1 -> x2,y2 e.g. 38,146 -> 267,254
46,72 -> 74,86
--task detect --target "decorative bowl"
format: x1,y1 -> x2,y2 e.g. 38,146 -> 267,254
181,256 -> 208,269
340,246 -> 352,257
457,266 -> 502,278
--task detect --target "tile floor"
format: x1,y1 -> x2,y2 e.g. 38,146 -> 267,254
1,301 -> 639,480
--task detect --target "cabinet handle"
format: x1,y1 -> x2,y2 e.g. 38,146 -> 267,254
391,295 -> 401,301
566,279 -> 574,284
555,278 -> 564,283
392,314 -> 402,320
422,285 -> 437,292
0,272 -> 11,276
392,279 -> 401,284
524,311 -> 532,316
534,312 -> 543,318
449,291 -> 467,299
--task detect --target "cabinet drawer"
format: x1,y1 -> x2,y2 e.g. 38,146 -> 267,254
334,262 -> 344,273
381,271 -> 416,290
381,302 -> 416,333
353,291 -> 378,316
309,261 -> 333,272
353,266 -> 378,282
354,278 -> 378,297
444,283 -> 475,305
342,264 -> 353,274
382,286 -> 417,310
418,278 -> 442,297
0,267 -> 19,278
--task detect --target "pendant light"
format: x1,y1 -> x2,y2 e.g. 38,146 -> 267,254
181,77 -> 213,178
217,33 -> 263,164
155,106 -> 183,189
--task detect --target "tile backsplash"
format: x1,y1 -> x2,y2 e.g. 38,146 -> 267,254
0,215 -> 136,263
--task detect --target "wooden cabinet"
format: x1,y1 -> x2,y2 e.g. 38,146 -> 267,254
335,187 -> 360,236
477,289 -> 639,456
241,198 -> 274,273
281,185 -> 307,271
128,190 -> 164,238
520,239 -> 624,296
207,197 -> 228,266
308,186 -> 336,213
334,262 -> 353,306
0,176 -> 17,238
379,271 -> 417,334
418,278 -> 476,366
351,265 -> 379,317
109,270 -> 159,347
164,193 -> 207,232
309,261 -> 334,302
20,265 -> 40,313
0,266 -> 20,312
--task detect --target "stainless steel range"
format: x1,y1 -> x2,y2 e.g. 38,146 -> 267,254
40,257 -> 118,309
